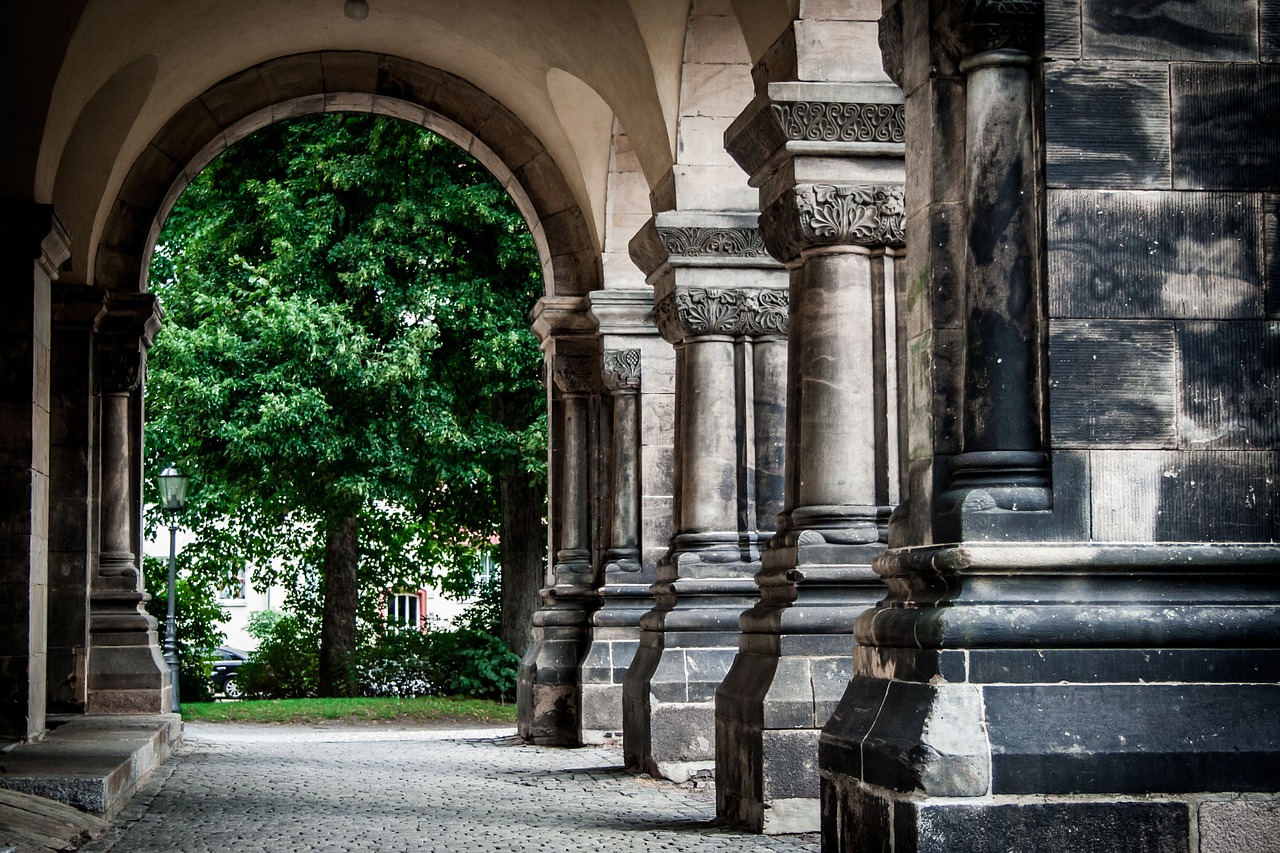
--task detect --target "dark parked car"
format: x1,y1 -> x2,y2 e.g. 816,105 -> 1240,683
209,645 -> 250,698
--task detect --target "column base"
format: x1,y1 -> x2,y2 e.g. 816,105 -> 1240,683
819,540 -> 1280,851
517,578 -> 593,746
716,536 -> 884,833
622,542 -> 759,780
580,582 -> 650,744
85,580 -> 170,715
820,781 -> 1280,853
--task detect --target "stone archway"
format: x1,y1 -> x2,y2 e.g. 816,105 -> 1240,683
94,51 -> 601,298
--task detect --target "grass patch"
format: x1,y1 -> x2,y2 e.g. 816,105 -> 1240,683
180,696 -> 518,725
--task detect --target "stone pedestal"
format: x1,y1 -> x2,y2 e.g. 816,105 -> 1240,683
714,34 -> 907,829
518,299 -> 597,745
622,212 -> 787,781
0,206 -> 67,742
86,293 -> 170,715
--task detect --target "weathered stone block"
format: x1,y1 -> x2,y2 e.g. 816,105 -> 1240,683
1172,63 -> 1280,191
1178,321 -> 1279,449
1048,190 -> 1264,319
985,683 -> 1280,794
1045,64 -> 1171,189
899,800 -> 1191,853
679,62 -> 753,120
1081,0 -> 1258,60
761,728 -> 820,799
1265,0 -> 1280,60
1048,320 -> 1177,447
1199,800 -> 1280,853
1153,450 -> 1277,542
257,53 -> 324,101
198,67 -> 272,127
1045,0 -> 1082,59
320,51 -> 379,95
1266,195 -> 1279,319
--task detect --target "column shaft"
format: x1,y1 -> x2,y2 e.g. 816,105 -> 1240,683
679,337 -> 739,536
961,51 -> 1041,455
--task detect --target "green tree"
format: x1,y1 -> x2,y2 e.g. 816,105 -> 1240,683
145,113 -> 547,696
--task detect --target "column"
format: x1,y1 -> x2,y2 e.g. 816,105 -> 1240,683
717,74 -> 906,830
621,211 -> 788,782
86,292 -> 170,714
936,10 -> 1050,538
0,205 -> 67,742
517,298 -> 597,745
47,285 -> 107,712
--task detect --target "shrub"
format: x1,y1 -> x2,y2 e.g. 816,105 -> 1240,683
357,627 -> 518,701
237,611 -> 320,699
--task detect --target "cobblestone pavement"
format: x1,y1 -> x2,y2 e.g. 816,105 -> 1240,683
84,723 -> 820,853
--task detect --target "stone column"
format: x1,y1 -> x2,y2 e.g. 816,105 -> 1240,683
47,285 -> 107,713
717,75 -> 907,831
817,2 -> 1280,850
0,205 -> 67,742
518,298 -> 597,745
622,212 -> 787,782
936,8 -> 1051,538
86,292 -> 170,715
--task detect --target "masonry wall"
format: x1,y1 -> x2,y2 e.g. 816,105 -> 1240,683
1043,1 -> 1279,545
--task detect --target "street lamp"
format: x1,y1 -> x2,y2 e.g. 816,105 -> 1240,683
158,465 -> 189,712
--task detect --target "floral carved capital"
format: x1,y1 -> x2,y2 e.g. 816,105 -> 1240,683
655,287 -> 789,342
601,349 -> 642,393
760,183 -> 906,261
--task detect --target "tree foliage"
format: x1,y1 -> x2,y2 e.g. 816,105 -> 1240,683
144,113 -> 547,693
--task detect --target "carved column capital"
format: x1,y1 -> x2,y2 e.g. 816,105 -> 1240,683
937,0 -> 1044,60
98,348 -> 143,393
552,354 -> 596,395
759,183 -> 906,262
601,349 -> 641,393
654,287 -> 789,343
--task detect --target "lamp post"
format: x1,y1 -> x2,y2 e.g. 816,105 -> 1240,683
158,466 -> 189,712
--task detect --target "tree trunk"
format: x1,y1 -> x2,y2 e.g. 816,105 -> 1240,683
499,472 -> 545,655
318,514 -> 359,697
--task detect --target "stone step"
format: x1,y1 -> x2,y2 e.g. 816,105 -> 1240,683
0,787 -> 112,852
0,714 -> 181,818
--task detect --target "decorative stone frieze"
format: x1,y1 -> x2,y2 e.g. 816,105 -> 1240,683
771,101 -> 905,144
724,84 -> 906,181
760,184 -> 905,261
658,227 -> 770,260
601,348 -> 641,392
628,212 -> 782,282
654,287 -> 789,342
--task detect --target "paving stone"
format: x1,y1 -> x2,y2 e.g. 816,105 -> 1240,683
83,722 -> 820,853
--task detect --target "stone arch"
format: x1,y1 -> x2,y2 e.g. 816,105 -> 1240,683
94,50 -> 601,298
